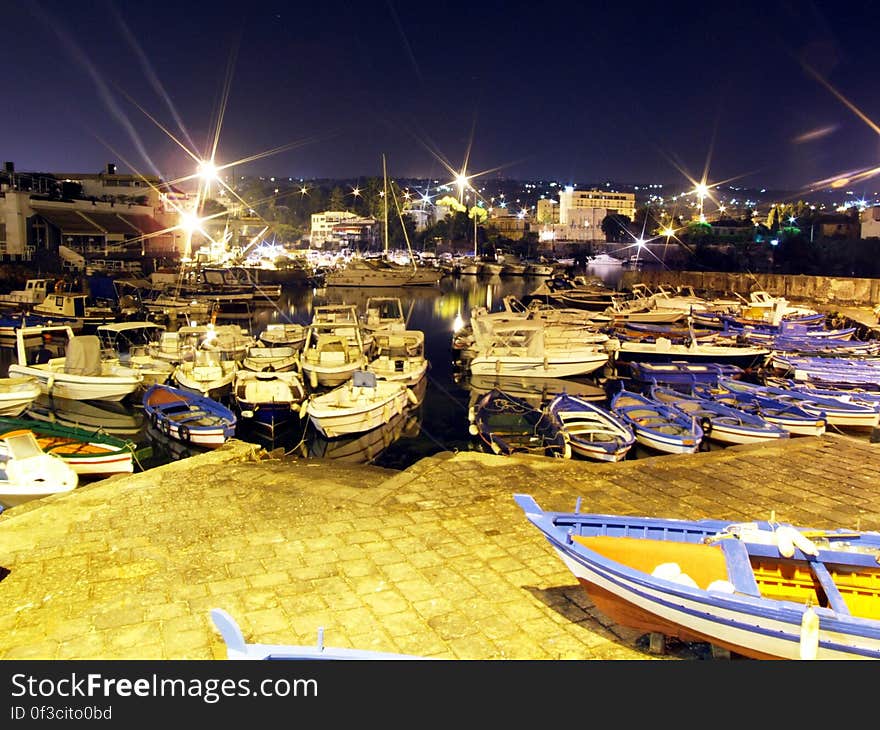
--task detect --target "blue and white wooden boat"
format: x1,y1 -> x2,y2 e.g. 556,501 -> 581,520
210,608 -> 427,660
142,383 -> 237,449
715,377 -> 880,430
467,388 -> 570,458
515,493 -> 880,660
610,388 -> 702,454
628,360 -> 744,388
768,355 -> 880,391
647,384 -> 790,445
694,383 -> 826,436
547,393 -> 634,462
764,377 -> 880,409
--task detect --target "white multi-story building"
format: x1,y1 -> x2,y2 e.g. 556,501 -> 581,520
558,186 -> 636,225
309,211 -> 378,248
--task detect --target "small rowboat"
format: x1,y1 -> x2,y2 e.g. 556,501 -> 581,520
547,393 -> 634,462
468,388 -> 570,458
628,360 -> 744,387
515,493 -> 880,660
694,382 -> 827,437
304,370 -> 416,439
610,389 -> 702,454
715,377 -> 879,430
0,417 -> 150,476
142,384 -> 237,449
647,384 -> 789,445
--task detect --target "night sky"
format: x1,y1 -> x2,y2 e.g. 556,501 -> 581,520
4,0 -> 880,193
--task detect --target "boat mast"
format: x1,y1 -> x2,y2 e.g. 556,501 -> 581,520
385,155 -> 418,273
383,154 -> 389,259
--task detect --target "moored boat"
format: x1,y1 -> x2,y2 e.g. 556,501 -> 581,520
0,417 -> 149,476
647,384 -> 790,445
515,493 -> 880,660
0,429 -> 79,508
467,388 -> 570,458
610,389 -> 703,454
304,370 -> 415,438
547,393 -> 634,462
142,383 -> 237,448
8,326 -> 143,402
0,376 -> 42,417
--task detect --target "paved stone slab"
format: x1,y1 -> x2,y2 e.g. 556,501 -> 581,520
0,434 -> 878,660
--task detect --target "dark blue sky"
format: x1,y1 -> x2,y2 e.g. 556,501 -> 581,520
4,0 -> 880,193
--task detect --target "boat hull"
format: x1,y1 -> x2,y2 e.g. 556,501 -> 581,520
469,353 -> 608,379
516,495 -> 880,660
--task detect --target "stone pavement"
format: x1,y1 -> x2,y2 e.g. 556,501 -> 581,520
1,433 -> 878,661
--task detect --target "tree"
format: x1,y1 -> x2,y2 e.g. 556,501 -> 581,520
328,187 -> 346,211
600,214 -> 631,242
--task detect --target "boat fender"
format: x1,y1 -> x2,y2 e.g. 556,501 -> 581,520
562,442 -> 571,460
406,387 -> 418,405
799,603 -> 820,660
150,411 -> 159,429
179,425 -> 191,443
543,356 -> 549,370
309,371 -> 318,390
161,419 -> 171,436
495,359 -> 502,374
699,416 -> 713,435
775,525 -> 819,557
468,423 -> 479,436
46,374 -> 55,393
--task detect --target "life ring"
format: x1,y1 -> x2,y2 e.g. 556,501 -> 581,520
178,424 -> 191,443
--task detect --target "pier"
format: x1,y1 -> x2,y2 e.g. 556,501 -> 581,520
1,433 -> 878,660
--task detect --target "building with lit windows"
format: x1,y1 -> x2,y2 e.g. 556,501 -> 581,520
0,162 -> 177,273
309,211 -> 378,249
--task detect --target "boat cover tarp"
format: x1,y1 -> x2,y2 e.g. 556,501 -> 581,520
64,335 -> 102,376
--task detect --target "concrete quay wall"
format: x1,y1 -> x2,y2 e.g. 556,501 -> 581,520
622,270 -> 880,307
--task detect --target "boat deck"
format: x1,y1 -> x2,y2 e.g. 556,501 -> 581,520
0,432 -> 879,660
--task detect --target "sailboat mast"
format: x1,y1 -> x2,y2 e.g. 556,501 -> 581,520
382,154 -> 389,257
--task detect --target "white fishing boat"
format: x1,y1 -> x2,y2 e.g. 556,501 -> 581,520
298,321 -> 369,389
232,369 -> 307,436
0,278 -> 54,309
304,370 -> 416,438
0,376 -> 42,417
361,296 -> 407,335
172,348 -> 237,400
241,345 -> 299,373
8,326 -> 143,402
468,320 -> 609,379
0,429 -> 79,509
366,329 -> 429,386
96,321 -> 174,388
258,322 -> 307,350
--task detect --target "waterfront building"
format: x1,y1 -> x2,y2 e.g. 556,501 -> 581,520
861,205 -> 880,239
0,162 -> 178,274
309,211 -> 378,249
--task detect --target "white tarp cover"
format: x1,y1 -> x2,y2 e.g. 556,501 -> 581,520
64,335 -> 102,376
